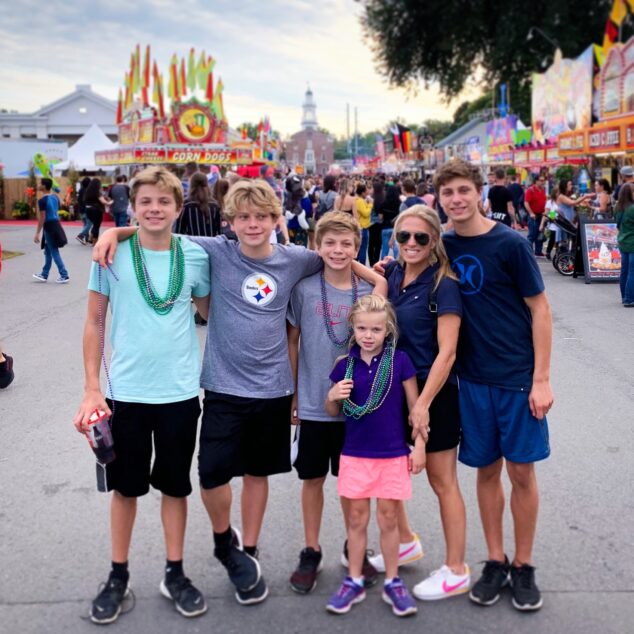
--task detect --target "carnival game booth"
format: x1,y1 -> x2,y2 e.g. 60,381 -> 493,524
94,46 -> 274,171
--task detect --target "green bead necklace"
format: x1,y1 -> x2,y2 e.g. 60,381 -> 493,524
130,232 -> 185,315
343,341 -> 394,420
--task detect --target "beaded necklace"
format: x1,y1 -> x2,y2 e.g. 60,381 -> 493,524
320,270 -> 358,347
343,341 -> 394,419
130,232 -> 185,315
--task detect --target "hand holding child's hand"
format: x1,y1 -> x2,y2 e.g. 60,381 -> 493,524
409,445 -> 426,474
291,394 -> 300,425
409,403 -> 430,443
329,379 -> 353,403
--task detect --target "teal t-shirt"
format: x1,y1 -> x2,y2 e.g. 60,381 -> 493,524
87,238 -> 211,404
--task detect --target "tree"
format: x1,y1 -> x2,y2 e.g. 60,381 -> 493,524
359,0 -> 612,123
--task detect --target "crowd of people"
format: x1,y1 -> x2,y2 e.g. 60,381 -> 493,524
65,156 -> 562,626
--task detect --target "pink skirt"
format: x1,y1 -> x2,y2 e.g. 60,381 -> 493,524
337,455 -> 411,500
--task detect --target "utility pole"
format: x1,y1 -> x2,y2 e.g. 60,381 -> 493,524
354,107 -> 358,158
346,103 -> 351,159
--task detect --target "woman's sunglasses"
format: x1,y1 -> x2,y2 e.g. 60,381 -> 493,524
395,231 -> 431,246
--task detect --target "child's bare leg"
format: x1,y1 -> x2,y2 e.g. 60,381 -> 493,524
346,498 -> 370,578
161,494 -> 187,560
396,501 -> 416,543
340,496 -> 351,532
111,492 -> 137,562
242,474 -> 268,547
377,499 -> 400,579
302,477 -> 326,549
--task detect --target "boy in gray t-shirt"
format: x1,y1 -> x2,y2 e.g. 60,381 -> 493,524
287,213 -> 386,594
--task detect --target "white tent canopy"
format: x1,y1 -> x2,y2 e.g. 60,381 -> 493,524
53,124 -> 115,172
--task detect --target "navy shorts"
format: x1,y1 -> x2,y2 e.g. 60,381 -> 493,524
105,397 -> 201,498
293,420 -> 346,480
458,379 -> 550,467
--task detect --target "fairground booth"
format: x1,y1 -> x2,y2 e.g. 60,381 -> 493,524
94,46 -> 278,173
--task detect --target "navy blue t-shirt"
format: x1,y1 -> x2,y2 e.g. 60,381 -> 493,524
387,262 -> 462,383
442,223 -> 544,390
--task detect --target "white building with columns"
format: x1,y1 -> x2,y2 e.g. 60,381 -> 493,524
0,85 -> 117,144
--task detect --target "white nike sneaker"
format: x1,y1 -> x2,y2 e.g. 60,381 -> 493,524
368,533 -> 424,573
413,564 -> 471,601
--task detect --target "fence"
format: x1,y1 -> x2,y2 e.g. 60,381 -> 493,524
1,178 -> 71,219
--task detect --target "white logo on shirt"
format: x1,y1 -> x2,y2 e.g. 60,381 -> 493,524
241,272 -> 277,306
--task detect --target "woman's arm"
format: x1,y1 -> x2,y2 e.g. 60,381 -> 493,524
409,313 -> 460,438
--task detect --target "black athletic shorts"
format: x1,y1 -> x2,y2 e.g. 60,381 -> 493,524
419,379 -> 461,453
105,397 -> 200,498
198,391 -> 293,489
293,420 -> 346,480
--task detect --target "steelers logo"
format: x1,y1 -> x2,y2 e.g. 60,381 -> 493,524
241,272 -> 277,306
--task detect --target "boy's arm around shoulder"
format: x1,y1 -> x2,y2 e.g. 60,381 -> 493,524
351,260 -> 388,298
93,226 -> 137,267
73,291 -> 111,433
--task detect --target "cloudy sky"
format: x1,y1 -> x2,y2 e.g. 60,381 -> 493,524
1,0 -> 480,137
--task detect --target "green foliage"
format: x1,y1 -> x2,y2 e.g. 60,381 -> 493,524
554,164 -> 575,182
27,161 -> 37,192
12,201 -> 31,219
58,208 -> 71,220
360,0 -> 612,123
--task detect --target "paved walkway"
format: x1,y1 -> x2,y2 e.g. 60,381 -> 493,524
0,225 -> 632,633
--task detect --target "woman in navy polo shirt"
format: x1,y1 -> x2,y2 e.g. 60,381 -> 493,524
373,205 -> 471,602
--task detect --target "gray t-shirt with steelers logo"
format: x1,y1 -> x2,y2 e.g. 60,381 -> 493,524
190,235 -> 322,398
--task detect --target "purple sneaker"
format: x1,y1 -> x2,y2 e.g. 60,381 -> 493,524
382,577 -> 418,617
326,577 -> 365,614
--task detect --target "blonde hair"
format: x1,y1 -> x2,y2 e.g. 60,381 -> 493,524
348,295 -> 399,348
223,178 -> 282,220
393,205 -> 457,290
130,167 -> 184,209
315,211 -> 361,249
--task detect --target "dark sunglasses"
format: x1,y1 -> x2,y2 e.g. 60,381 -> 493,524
395,231 -> 431,246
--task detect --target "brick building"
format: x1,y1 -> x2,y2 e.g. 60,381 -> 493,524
286,87 -> 333,175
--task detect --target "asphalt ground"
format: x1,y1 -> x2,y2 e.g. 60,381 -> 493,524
0,223 -> 632,634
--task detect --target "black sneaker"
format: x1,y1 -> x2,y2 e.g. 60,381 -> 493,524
215,528 -> 261,593
236,575 -> 269,605
290,547 -> 323,594
341,540 -> 379,588
469,557 -> 510,606
160,575 -> 207,617
510,564 -> 543,611
90,574 -> 130,624
0,354 -> 14,389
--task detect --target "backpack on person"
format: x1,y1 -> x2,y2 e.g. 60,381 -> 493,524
315,190 -> 336,220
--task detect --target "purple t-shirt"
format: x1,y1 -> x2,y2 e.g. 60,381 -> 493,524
330,345 -> 416,458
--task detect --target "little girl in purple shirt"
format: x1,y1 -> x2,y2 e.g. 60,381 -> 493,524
325,295 -> 427,618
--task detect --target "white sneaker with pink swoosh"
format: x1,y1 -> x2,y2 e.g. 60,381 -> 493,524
367,533 -> 424,573
413,564 -> 471,601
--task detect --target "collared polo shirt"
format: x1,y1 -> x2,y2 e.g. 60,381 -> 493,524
330,344 -> 416,458
386,263 -> 462,384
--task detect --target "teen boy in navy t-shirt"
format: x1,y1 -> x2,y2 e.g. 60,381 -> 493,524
434,159 -> 554,612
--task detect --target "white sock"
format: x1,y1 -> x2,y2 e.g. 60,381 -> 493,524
351,576 -> 364,587
384,577 -> 396,586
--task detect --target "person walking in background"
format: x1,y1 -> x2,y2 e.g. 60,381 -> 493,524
109,175 -> 130,228
590,179 -> 612,220
524,175 -> 547,256
181,161 -> 198,200
380,184 -> 402,259
175,172 -> 218,237
76,176 -> 92,245
485,168 -> 517,228
84,178 -> 111,244
615,183 -> 634,307
540,187 -> 559,260
507,172 -> 526,228
368,179 -> 385,266
32,177 -> 69,284
355,183 -> 372,264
